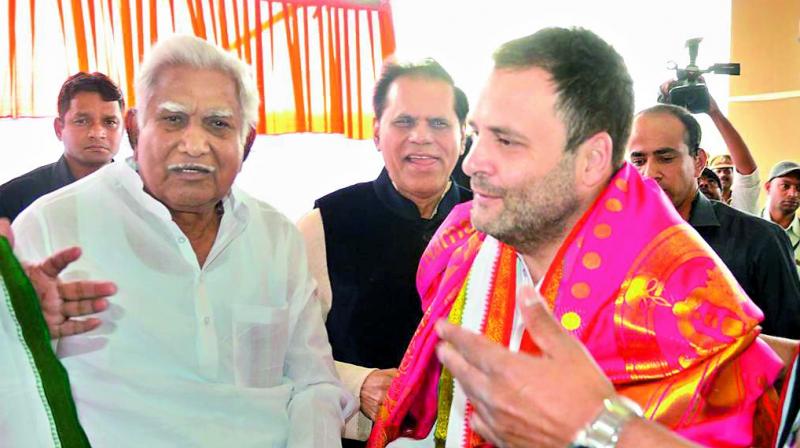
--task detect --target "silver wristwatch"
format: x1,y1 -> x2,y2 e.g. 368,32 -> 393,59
569,395 -> 643,448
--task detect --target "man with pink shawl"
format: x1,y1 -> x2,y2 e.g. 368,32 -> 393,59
369,27 -> 782,448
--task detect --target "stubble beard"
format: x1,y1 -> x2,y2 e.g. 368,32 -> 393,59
471,153 -> 580,254
777,201 -> 800,218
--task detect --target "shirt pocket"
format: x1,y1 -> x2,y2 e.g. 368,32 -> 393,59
232,304 -> 289,388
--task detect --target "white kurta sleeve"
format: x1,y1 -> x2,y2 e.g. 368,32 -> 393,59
284,227 -> 356,447
11,206 -> 52,263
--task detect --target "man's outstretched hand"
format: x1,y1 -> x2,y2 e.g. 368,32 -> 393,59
1,218 -> 116,338
25,246 -> 116,338
435,286 -> 615,448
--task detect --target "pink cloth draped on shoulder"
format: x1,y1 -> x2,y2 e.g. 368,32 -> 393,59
369,163 -> 783,448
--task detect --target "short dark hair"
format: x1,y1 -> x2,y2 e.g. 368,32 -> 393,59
700,167 -> 721,189
492,27 -> 634,168
57,72 -> 125,118
637,104 -> 702,156
372,58 -> 467,126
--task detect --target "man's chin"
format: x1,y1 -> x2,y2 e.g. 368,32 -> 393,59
469,209 -> 498,235
780,205 -> 800,216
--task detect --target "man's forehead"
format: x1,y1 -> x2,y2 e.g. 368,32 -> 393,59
67,92 -> 122,113
156,100 -> 233,115
471,68 -> 557,127
629,113 -> 687,150
775,173 -> 800,183
384,76 -> 455,114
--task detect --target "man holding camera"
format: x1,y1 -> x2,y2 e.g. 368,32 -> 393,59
660,80 -> 760,214
628,103 -> 800,339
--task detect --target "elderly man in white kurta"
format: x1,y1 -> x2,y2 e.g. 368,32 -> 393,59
11,35 -> 353,447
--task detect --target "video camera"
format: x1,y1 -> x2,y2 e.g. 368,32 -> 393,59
659,38 -> 740,113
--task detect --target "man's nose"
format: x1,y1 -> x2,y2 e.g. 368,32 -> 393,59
462,135 -> 486,178
408,124 -> 433,145
88,122 -> 107,140
178,123 -> 210,157
640,161 -> 660,180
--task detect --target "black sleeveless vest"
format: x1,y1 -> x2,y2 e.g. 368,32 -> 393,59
315,169 -> 471,369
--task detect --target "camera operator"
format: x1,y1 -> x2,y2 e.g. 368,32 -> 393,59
659,79 -> 760,214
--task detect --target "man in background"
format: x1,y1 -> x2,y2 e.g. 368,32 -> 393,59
698,167 -> 722,201
297,58 -> 471,445
762,160 -> 800,272
660,80 -> 760,214
0,72 -> 125,221
628,104 -> 800,338
708,153 -> 760,214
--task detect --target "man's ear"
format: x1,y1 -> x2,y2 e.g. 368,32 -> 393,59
694,148 -> 708,178
125,109 -> 139,153
53,117 -> 64,141
576,131 -> 614,189
373,117 -> 380,150
764,179 -> 772,194
243,127 -> 256,162
458,125 -> 467,156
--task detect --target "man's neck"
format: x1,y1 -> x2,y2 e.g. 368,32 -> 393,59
676,189 -> 699,221
63,154 -> 106,180
170,207 -> 222,267
518,212 -> 583,284
398,182 -> 451,219
721,188 -> 732,204
769,209 -> 795,229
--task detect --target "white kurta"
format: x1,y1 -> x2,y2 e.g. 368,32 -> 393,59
11,159 -> 355,447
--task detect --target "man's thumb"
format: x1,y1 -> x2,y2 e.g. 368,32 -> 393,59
518,285 -> 568,356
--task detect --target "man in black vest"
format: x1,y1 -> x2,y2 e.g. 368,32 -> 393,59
297,59 -> 471,446
0,72 -> 125,221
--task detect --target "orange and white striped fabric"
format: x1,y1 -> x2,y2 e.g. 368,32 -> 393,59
0,0 -> 395,138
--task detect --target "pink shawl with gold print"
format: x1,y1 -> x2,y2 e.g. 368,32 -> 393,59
368,163 -> 782,448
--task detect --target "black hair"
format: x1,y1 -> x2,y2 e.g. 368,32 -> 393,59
57,72 -> 125,118
493,27 -> 634,167
372,58 -> 466,126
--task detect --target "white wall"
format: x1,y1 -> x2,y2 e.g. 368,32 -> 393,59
0,1 -> 733,221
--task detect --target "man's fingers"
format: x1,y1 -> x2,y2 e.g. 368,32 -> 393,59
517,286 -> 572,357
0,218 -> 13,247
54,318 -> 102,338
436,339 -> 493,407
58,280 -> 116,302
38,246 -> 82,277
60,297 -> 109,317
435,319 -> 506,374
469,412 -> 503,448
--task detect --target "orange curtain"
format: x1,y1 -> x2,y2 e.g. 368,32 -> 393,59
0,0 -> 396,139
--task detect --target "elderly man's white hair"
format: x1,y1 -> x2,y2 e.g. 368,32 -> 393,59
135,34 -> 259,140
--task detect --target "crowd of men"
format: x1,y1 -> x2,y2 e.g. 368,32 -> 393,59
0,26 -> 798,448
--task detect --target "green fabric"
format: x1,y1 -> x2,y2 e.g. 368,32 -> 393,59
0,236 -> 91,447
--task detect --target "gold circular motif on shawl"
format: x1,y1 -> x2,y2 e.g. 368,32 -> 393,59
593,223 -> 612,239
582,252 -> 602,270
561,312 -> 582,330
605,198 -> 623,212
571,282 -> 591,299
